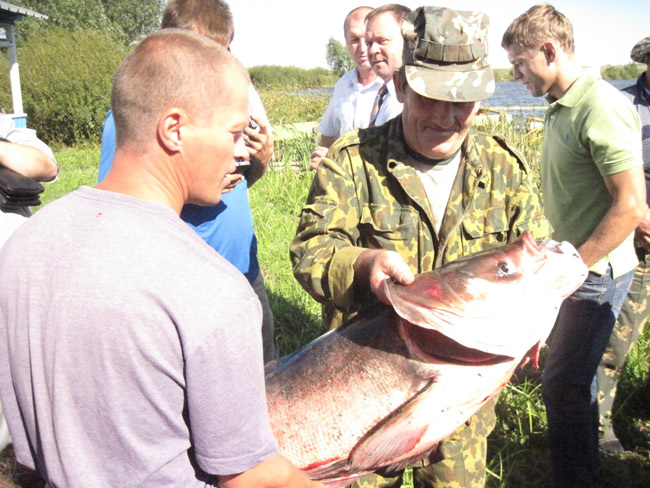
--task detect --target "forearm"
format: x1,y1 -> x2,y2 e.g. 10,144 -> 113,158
578,202 -> 647,267
291,232 -> 365,309
0,141 -> 58,181
290,156 -> 364,309
218,453 -> 321,488
320,134 -> 337,148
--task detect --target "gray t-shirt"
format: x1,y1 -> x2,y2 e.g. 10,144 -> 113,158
0,187 -> 277,487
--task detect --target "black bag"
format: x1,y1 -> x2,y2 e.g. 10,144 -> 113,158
0,165 -> 44,207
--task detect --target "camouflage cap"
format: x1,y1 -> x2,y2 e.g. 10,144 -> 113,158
630,36 -> 650,64
401,6 -> 495,102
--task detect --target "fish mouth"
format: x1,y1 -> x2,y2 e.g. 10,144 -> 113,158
400,318 -> 513,366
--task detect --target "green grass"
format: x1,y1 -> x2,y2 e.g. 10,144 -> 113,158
2,106 -> 649,488
249,169 -> 325,355
35,144 -> 100,208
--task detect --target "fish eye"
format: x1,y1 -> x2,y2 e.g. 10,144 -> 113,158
497,261 -> 512,276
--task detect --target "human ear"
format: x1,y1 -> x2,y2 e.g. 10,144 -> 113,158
542,42 -> 556,64
157,108 -> 185,153
394,70 -> 406,103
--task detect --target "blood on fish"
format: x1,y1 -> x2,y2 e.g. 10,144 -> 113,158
426,284 -> 443,298
304,458 -> 341,471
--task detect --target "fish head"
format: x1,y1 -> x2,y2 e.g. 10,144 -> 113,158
384,232 -> 587,359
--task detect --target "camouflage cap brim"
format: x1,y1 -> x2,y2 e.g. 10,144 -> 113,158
630,36 -> 650,64
405,63 -> 495,102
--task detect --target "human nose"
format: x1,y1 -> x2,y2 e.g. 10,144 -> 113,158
431,100 -> 455,128
513,66 -> 522,81
367,40 -> 379,57
360,38 -> 368,55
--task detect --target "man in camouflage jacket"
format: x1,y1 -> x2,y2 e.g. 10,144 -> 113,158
291,7 -> 552,488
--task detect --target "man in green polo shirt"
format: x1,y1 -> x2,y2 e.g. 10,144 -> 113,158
502,5 -> 646,488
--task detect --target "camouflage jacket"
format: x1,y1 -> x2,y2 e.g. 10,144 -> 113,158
290,115 -> 552,327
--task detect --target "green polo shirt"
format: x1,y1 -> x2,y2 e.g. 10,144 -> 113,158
542,67 -> 642,277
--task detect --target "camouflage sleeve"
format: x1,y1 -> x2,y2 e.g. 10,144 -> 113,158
289,143 -> 367,312
497,137 -> 553,241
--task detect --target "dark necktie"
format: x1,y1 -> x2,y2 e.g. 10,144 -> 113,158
369,84 -> 389,127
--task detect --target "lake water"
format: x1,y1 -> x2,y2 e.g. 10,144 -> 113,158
482,79 -> 636,121
300,79 -> 637,124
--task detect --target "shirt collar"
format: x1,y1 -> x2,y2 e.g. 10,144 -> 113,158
637,71 -> 650,102
547,66 -> 600,108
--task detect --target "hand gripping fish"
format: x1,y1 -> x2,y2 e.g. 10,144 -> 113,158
265,232 -> 587,487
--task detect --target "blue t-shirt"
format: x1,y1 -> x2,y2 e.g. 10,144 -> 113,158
98,110 -> 260,282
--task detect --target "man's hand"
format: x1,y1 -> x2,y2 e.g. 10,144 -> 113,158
634,207 -> 650,251
222,173 -> 245,193
354,249 -> 414,304
310,147 -> 328,171
519,341 -> 543,369
244,115 -> 273,187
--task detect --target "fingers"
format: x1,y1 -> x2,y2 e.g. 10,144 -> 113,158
367,251 -> 414,304
519,341 -> 541,369
245,123 -> 274,168
310,147 -> 328,171
222,173 -> 244,193
249,115 -> 268,134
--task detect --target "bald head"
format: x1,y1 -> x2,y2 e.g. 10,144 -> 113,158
111,29 -> 249,152
344,6 -> 373,35
343,6 -> 374,70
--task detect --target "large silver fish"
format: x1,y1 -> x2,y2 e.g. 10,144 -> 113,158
266,232 -> 587,487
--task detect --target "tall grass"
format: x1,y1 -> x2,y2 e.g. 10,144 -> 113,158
262,89 -> 330,126
1,95 -> 648,488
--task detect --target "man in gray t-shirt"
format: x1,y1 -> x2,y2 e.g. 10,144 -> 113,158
0,30 -> 320,488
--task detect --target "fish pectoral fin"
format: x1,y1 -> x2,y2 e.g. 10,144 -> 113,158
349,379 -> 436,472
304,459 -> 354,480
377,443 -> 439,477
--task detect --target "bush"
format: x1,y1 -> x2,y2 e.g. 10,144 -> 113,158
249,65 -> 339,90
1,26 -> 128,146
493,68 -> 514,82
602,63 -> 644,80
259,90 -> 330,126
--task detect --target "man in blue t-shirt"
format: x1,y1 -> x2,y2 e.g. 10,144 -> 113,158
99,0 -> 277,363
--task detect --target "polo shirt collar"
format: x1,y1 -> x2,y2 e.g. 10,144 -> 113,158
547,66 -> 601,108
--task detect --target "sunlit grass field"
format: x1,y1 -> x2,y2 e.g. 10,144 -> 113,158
0,103 -> 648,488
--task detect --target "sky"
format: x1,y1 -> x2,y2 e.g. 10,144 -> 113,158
228,0 -> 647,71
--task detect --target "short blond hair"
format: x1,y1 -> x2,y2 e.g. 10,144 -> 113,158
111,29 -> 248,151
162,0 -> 234,47
366,4 -> 411,27
501,4 -> 574,54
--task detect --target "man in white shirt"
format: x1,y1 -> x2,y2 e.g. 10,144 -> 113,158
364,4 -> 411,127
311,6 -> 382,170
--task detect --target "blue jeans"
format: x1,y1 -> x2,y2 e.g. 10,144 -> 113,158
542,265 -> 634,488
